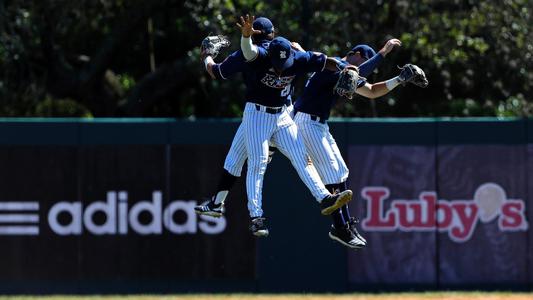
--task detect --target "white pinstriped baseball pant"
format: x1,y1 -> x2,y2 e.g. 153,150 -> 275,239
241,102 -> 329,217
223,104 -> 294,177
294,112 -> 349,185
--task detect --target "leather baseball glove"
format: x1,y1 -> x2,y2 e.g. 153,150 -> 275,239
201,35 -> 230,59
333,67 -> 360,99
399,64 -> 428,88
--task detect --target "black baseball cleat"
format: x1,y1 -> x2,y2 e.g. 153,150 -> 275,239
347,217 -> 367,244
249,217 -> 269,237
329,224 -> 366,249
194,198 -> 225,218
320,190 -> 353,215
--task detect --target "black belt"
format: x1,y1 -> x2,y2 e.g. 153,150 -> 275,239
255,104 -> 283,114
310,115 -> 326,124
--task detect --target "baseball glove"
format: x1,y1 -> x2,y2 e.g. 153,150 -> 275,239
333,67 -> 360,99
201,35 -> 230,59
398,64 -> 429,88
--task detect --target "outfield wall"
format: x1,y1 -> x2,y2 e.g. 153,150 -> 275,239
0,118 -> 531,293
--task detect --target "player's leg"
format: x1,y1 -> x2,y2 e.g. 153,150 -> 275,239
271,111 -> 352,214
243,103 -> 277,236
224,122 -> 248,177
195,122 -> 248,217
267,101 -> 294,163
294,115 -> 346,225
294,113 -> 363,248
325,130 -> 366,246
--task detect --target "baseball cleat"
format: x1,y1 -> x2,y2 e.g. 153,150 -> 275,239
249,217 -> 269,237
347,217 -> 367,244
194,199 -> 225,217
320,190 -> 353,215
329,224 -> 366,249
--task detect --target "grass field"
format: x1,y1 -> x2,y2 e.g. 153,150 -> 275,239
0,293 -> 532,300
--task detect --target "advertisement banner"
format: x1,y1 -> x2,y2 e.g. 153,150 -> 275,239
436,145 -> 528,286
347,145 -> 437,285
346,145 -> 530,287
0,145 -> 254,282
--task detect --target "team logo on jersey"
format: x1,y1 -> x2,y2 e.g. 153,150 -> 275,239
361,183 -> 528,243
260,74 -> 295,89
279,51 -> 287,59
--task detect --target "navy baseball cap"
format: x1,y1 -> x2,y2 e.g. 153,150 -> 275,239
253,17 -> 274,34
269,37 -> 294,71
349,44 -> 376,60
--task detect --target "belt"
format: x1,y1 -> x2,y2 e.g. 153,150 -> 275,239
255,104 -> 284,114
294,111 -> 326,124
310,115 -> 326,124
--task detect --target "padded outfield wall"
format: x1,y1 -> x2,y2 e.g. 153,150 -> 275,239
0,118 -> 531,293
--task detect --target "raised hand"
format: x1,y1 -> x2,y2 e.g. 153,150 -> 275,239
236,14 -> 262,38
379,38 -> 402,56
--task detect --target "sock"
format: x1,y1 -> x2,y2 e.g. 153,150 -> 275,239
331,210 -> 345,229
213,169 -> 238,205
213,191 -> 228,205
337,181 -> 352,220
341,205 -> 352,221
326,183 -> 345,228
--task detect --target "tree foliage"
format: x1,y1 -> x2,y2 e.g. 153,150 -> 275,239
0,0 -> 531,117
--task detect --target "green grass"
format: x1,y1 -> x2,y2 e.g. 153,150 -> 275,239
0,293 -> 532,300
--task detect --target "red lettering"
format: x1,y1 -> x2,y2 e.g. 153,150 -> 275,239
436,201 -> 453,230
450,202 -> 478,242
362,188 -> 396,230
394,201 -> 427,229
499,201 -> 528,231
420,192 -> 437,227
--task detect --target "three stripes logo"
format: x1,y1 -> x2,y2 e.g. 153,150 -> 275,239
0,201 -> 40,235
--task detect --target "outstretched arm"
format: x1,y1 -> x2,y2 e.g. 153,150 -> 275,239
237,14 -> 262,61
356,63 -> 428,99
355,78 -> 400,99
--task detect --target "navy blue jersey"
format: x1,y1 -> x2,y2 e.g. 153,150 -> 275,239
211,41 -> 325,107
211,40 -> 271,80
242,48 -> 326,107
294,54 -> 384,120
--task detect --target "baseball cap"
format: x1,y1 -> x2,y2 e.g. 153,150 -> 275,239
253,17 -> 274,34
349,44 -> 376,60
268,37 -> 294,71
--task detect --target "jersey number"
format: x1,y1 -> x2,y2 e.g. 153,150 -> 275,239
281,84 -> 292,97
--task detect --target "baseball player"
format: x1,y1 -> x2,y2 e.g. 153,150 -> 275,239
196,17 -> 276,229
238,15 -> 364,235
199,15 -> 356,236
197,16 -> 301,236
293,41 -> 431,249
197,37 -> 400,239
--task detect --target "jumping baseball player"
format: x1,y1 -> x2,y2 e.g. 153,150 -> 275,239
197,17 -> 276,231
293,42 -> 428,249
198,16 -> 302,236
197,37 -> 401,238
199,15 -> 357,236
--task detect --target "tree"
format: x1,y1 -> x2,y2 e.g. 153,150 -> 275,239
0,0 -> 531,118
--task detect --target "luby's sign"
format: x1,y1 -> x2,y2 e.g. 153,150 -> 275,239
361,183 -> 528,243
